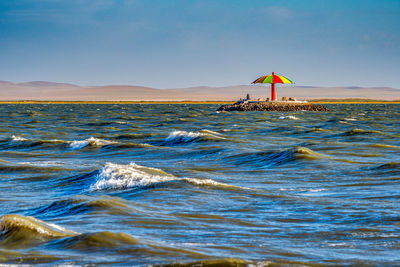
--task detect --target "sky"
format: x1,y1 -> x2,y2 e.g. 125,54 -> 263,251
0,0 -> 399,88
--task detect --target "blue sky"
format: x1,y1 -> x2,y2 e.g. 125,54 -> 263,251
1,0 -> 399,88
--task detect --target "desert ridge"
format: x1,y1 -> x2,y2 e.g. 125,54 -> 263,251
0,81 -> 399,101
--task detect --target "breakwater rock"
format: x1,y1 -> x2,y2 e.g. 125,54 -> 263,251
217,102 -> 329,112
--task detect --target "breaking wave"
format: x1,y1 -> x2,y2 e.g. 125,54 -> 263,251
0,214 -> 139,251
90,162 -> 244,191
0,214 -> 78,248
0,214 -> 78,238
90,162 -> 174,190
0,136 -> 66,150
69,137 -> 117,149
159,130 -> 225,146
11,135 -> 27,141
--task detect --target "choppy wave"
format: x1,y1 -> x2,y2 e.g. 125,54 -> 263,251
369,162 -> 400,176
114,133 -> 154,140
90,162 -> 244,191
342,128 -> 386,136
69,137 -> 117,149
0,214 -> 141,251
372,162 -> 400,170
182,177 -> 247,190
226,146 -> 325,168
11,135 -> 27,141
367,143 -> 400,150
279,115 -> 299,120
90,162 -> 175,190
159,130 -> 225,146
162,258 -> 250,267
1,104 -> 400,265
50,231 -> 139,251
1,135 -> 153,152
0,136 -> 67,150
29,196 -> 133,218
0,214 -> 78,248
343,117 -> 357,121
0,162 -> 71,173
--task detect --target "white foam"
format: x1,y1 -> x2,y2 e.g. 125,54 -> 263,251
328,242 -> 350,247
165,130 -> 204,142
279,116 -> 299,120
11,135 -> 27,141
69,137 -> 116,149
164,130 -> 224,144
90,162 -> 246,191
199,129 -> 223,136
307,188 -> 326,192
183,177 -> 248,190
20,161 -> 64,167
344,117 -> 357,121
90,162 -> 175,190
183,177 -> 225,186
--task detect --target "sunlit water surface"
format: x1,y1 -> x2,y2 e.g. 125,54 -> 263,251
0,104 -> 399,266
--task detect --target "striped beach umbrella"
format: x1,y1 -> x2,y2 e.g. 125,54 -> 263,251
252,72 -> 294,101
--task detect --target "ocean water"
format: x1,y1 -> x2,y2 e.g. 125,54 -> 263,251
0,104 -> 399,266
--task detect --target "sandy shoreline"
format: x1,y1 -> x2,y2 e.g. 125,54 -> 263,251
0,100 -> 399,104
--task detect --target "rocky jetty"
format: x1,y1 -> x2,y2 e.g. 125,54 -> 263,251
217,101 -> 329,112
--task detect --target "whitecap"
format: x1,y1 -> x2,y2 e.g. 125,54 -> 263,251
90,162 -> 175,190
163,130 -> 224,145
11,135 -> 27,141
183,177 -> 248,190
344,117 -> 357,121
199,129 -> 224,136
90,162 -> 247,191
69,137 -> 116,150
166,130 -> 204,141
279,116 -> 299,120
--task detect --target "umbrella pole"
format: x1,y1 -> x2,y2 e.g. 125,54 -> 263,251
271,83 -> 276,101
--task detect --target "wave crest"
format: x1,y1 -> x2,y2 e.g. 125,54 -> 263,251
0,214 -> 78,238
226,147 -> 325,168
279,115 -> 299,120
0,214 -> 78,248
293,147 -> 325,160
343,128 -> 385,136
90,162 -> 175,190
11,135 -> 27,141
90,162 -> 244,191
160,130 -> 224,146
51,231 -> 138,250
69,137 -> 116,149
30,196 -> 133,218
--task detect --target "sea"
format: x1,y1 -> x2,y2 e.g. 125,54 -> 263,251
0,104 -> 399,266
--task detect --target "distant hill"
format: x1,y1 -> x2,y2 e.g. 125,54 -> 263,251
19,81 -> 80,88
0,81 -> 399,101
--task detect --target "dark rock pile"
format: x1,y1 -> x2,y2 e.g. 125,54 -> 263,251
217,102 -> 329,112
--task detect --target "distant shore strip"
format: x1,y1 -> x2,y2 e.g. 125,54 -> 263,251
0,99 -> 399,104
